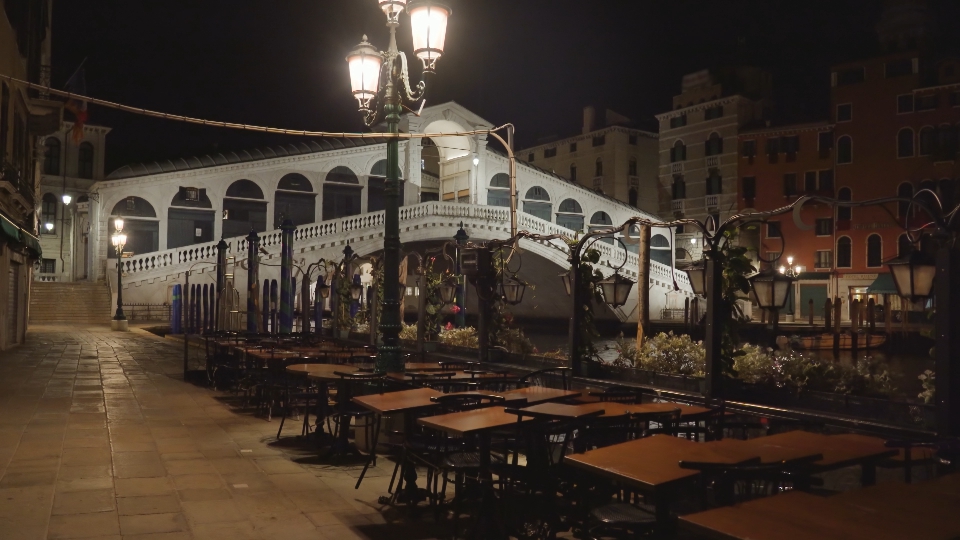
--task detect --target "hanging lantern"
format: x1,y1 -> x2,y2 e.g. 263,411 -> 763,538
114,217 -> 124,232
350,276 -> 364,301
749,269 -> 794,310
345,36 -> 383,112
684,259 -> 707,297
887,249 -> 936,301
559,269 -> 573,297
318,277 -> 331,299
407,0 -> 451,72
500,275 -> 526,305
599,272 -> 635,308
439,278 -> 457,304
377,0 -> 407,21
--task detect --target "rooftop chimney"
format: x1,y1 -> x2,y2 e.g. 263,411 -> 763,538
582,106 -> 596,134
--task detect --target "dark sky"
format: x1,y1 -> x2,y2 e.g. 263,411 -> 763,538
50,1 -> 960,173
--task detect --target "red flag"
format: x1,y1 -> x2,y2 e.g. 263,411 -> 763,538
64,67 -> 87,143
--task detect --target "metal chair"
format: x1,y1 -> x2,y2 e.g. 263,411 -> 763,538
518,367 -> 572,390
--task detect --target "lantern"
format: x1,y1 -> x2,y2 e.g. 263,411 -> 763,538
887,249 -> 936,301
407,0 -> 451,72
62,194 -> 71,205
684,259 -> 707,297
378,0 -> 407,20
114,217 -> 124,233
111,232 -> 127,255
439,278 -> 457,304
559,269 -> 573,296
500,275 -> 526,305
749,269 -> 794,310
346,36 -> 383,111
44,222 -> 53,232
317,277 -> 331,299
599,272 -> 635,308
350,276 -> 364,301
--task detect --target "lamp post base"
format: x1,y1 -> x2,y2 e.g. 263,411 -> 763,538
111,319 -> 129,332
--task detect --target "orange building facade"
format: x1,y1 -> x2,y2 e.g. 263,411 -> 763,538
737,51 -> 960,320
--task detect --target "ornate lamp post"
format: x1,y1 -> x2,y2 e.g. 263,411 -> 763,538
346,0 -> 451,373
454,223 -> 468,328
111,218 -> 127,331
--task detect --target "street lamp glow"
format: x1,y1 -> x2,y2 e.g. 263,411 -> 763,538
778,265 -> 786,274
786,256 -> 794,266
408,0 -> 450,72
44,222 -> 53,232
111,233 -> 127,249
689,237 -> 697,245
346,36 -> 383,111
887,250 -> 936,301
378,0 -> 407,21
114,218 -> 124,233
472,156 -> 480,167
62,194 -> 71,205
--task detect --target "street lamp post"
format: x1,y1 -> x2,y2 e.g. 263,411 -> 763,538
346,0 -> 451,373
454,223 -> 468,328
111,218 -> 127,331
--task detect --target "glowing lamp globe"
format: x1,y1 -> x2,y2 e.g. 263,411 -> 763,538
378,0 -> 407,20
62,194 -> 72,205
887,250 -> 935,301
408,0 -> 451,72
346,36 -> 382,111
114,217 -> 124,232
749,269 -> 794,310
44,222 -> 53,232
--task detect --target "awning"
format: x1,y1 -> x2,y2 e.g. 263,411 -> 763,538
866,273 -> 898,294
0,213 -> 19,243
0,213 -> 42,258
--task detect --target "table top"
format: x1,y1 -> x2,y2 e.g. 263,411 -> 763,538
418,406 -> 531,436
447,387 -> 581,406
680,489 -> 960,540
302,365 -> 367,381
509,402 -> 607,420
387,370 -> 509,382
743,430 -> 897,469
352,388 -> 444,415
703,439 -> 823,465
564,435 -> 758,492
830,432 -> 936,462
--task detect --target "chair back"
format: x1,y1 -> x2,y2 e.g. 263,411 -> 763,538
590,387 -> 646,404
439,360 -> 478,371
518,367 -> 572,390
678,461 -> 808,507
431,393 -> 505,414
333,372 -> 385,403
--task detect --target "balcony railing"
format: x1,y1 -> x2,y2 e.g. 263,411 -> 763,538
671,199 -> 685,213
705,194 -> 720,208
671,162 -> 683,174
705,156 -> 720,168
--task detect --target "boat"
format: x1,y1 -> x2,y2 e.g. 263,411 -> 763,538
781,333 -> 887,351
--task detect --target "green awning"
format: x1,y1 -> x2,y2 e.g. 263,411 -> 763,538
0,213 -> 20,244
867,273 -> 897,294
19,230 -> 41,258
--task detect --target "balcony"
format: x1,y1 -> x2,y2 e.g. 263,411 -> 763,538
671,199 -> 685,213
705,194 -> 720,209
0,162 -> 35,212
671,162 -> 683,174
628,175 -> 639,189
705,156 -> 720,168
592,176 -> 604,190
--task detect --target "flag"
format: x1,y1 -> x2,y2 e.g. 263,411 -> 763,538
64,67 -> 87,143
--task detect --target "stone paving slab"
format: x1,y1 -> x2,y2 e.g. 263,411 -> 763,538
0,326 -> 432,540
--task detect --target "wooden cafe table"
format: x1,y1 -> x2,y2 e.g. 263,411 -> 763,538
448,386 -> 581,406
730,430 -> 897,485
563,434 -> 764,523
680,484 -> 960,540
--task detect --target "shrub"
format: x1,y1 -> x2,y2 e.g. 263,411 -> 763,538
919,370 -> 935,404
399,323 -> 417,341
438,327 -> 479,348
637,332 -> 705,376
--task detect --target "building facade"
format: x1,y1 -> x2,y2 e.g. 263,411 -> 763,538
0,0 -> 60,349
517,106 -> 659,216
655,68 -> 773,263
37,122 -> 110,282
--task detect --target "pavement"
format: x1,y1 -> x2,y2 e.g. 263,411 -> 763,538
0,325 -> 442,540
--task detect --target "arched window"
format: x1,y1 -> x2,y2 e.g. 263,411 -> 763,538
628,188 -> 638,207
595,158 -> 603,177
487,173 -> 511,207
628,157 -> 637,176
589,211 -> 614,243
323,167 -> 361,220
672,176 -> 686,200
705,132 -> 723,156
897,182 -> 914,217
867,234 -> 882,267
897,128 -> 914,158
837,237 -> 852,268
650,233 -> 671,265
556,198 -> 583,232
837,187 -> 852,221
522,186 -> 551,221
569,163 -> 577,182
919,126 -> 936,155
275,173 -> 316,228
837,136 -> 852,164
671,140 -> 686,163
675,248 -> 691,262
224,180 -> 267,237
367,160 -> 404,213
44,138 -> 60,175
110,197 -> 159,256
898,233 -> 912,257
41,193 -> 57,233
77,142 -> 94,179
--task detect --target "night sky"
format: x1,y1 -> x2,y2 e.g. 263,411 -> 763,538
50,0 -> 960,173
